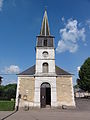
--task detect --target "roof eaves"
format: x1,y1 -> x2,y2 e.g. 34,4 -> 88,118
18,75 -> 35,77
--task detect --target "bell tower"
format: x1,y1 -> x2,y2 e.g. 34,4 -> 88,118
35,10 -> 56,76
34,10 -> 57,107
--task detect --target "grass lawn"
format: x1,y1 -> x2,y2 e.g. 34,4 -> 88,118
0,101 -> 15,111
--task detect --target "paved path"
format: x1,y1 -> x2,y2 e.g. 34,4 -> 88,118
0,109 -> 90,120
0,99 -> 90,120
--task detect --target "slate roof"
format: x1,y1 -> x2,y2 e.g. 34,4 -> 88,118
18,65 -> 72,76
55,66 -> 72,75
18,65 -> 35,75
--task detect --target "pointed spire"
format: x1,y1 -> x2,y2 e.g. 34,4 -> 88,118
40,10 -> 50,36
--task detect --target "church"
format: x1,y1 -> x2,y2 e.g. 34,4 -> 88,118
15,10 -> 75,109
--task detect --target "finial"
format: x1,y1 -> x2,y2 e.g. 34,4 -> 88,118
45,6 -> 47,11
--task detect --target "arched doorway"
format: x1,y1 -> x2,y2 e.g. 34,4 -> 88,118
40,82 -> 51,108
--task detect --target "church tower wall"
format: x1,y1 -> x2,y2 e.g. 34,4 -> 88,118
36,48 -> 55,74
34,10 -> 57,107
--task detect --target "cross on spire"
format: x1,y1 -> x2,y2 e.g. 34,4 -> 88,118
40,10 -> 50,36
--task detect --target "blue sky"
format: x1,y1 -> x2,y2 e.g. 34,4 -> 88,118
0,0 -> 90,85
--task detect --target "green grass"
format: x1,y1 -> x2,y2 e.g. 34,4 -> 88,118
0,101 -> 15,111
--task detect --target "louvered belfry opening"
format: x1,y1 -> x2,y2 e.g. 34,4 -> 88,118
44,39 -> 47,46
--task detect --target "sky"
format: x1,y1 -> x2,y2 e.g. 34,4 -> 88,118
0,0 -> 90,85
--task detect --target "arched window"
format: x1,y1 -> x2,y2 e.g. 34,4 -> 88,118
43,63 -> 48,73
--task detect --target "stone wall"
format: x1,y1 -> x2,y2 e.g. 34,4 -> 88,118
16,75 -> 75,108
56,76 -> 75,106
18,77 -> 35,107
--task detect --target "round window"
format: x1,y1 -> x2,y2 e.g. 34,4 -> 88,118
43,51 -> 48,57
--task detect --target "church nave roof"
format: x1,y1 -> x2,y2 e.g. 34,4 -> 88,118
18,65 -> 72,76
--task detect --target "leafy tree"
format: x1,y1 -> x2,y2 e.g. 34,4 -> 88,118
77,57 -> 90,92
4,84 -> 17,100
0,76 -> 2,85
0,83 -> 17,100
74,84 -> 79,89
0,86 -> 4,97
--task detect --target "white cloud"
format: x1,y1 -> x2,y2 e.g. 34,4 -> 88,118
3,65 -> 20,74
2,77 -> 17,85
56,18 -> 86,53
61,17 -> 65,22
84,43 -> 87,46
86,19 -> 90,29
0,0 -> 4,11
0,0 -> 16,11
77,66 -> 80,72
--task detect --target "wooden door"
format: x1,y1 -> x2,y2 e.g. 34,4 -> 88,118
40,87 -> 46,108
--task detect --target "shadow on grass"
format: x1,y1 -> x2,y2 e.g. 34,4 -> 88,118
1,110 -> 18,120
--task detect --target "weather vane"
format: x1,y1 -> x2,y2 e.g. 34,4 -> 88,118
45,6 -> 48,11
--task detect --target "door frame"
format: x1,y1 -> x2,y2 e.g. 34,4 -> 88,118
40,82 -> 51,108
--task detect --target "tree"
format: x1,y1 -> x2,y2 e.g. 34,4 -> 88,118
74,84 -> 79,89
77,57 -> 90,92
0,76 -> 2,85
0,83 -> 17,100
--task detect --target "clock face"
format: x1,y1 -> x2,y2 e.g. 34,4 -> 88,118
43,51 -> 48,57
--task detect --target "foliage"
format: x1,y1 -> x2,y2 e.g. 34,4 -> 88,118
0,83 -> 17,100
77,57 -> 90,92
0,101 -> 15,111
0,76 -> 2,85
74,84 -> 79,89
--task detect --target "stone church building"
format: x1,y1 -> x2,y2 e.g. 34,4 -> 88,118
16,10 -> 75,109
